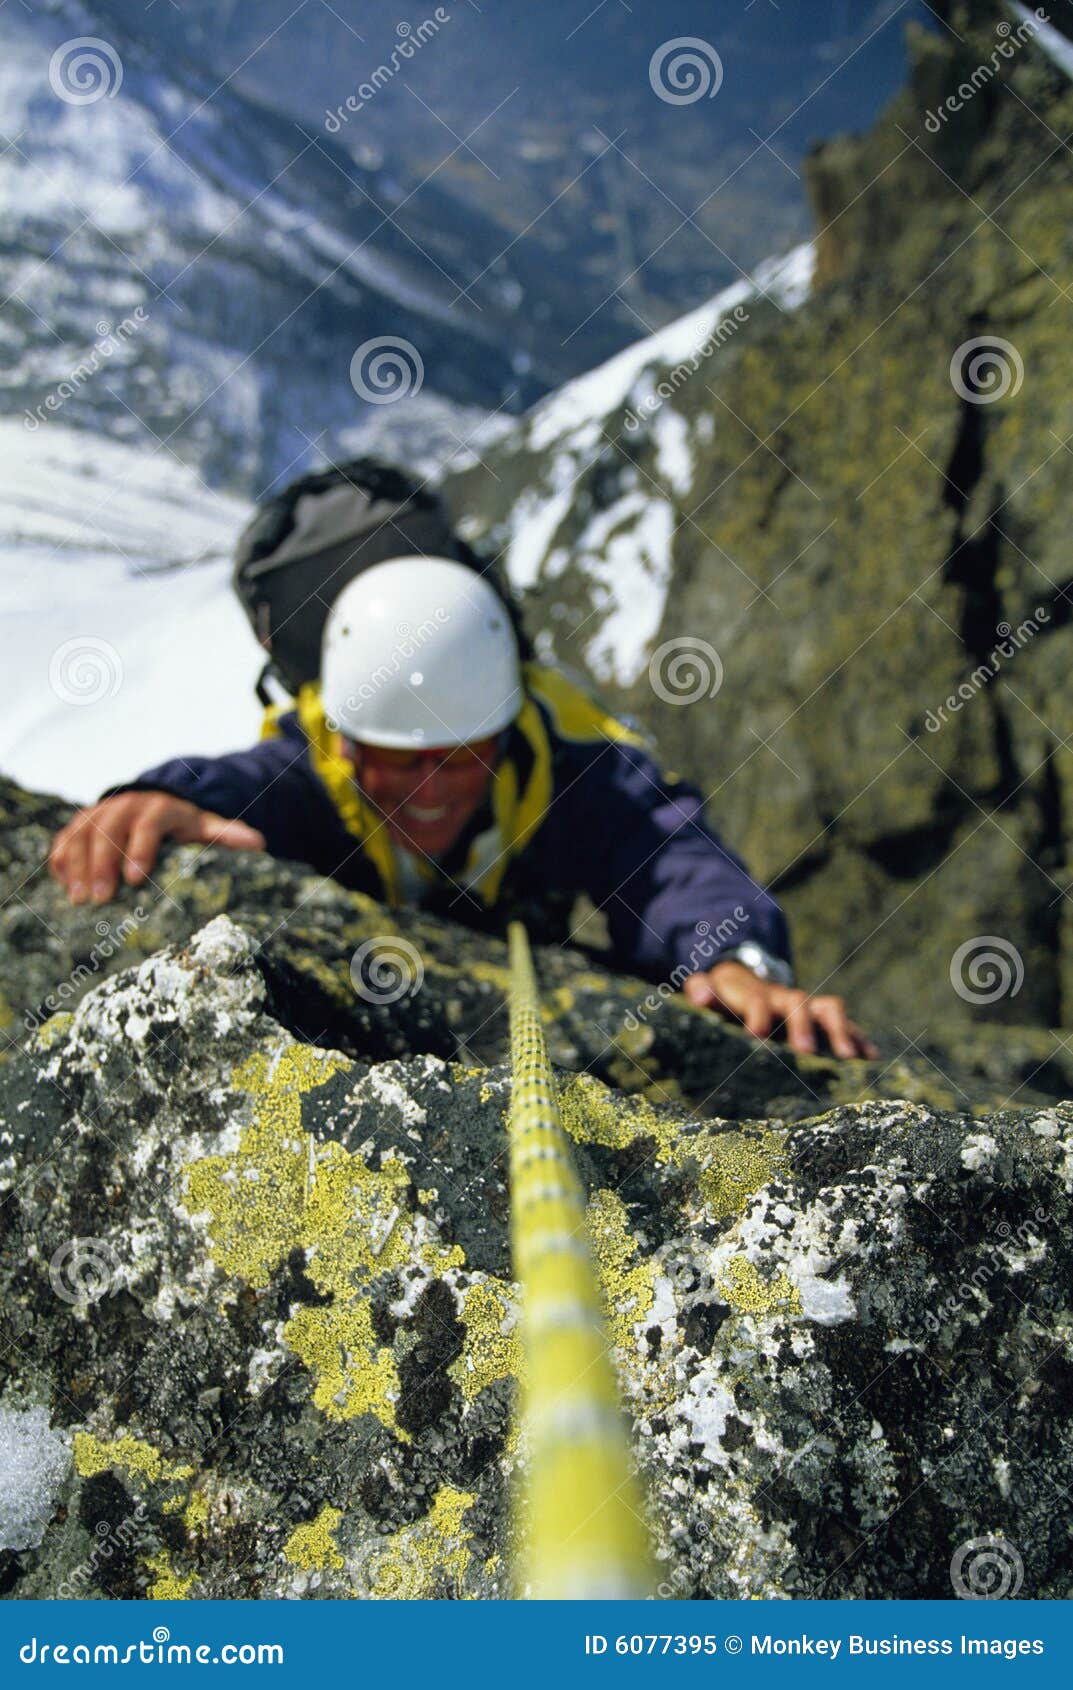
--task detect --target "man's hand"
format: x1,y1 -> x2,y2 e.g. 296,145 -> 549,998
49,792 -> 266,905
681,960 -> 879,1059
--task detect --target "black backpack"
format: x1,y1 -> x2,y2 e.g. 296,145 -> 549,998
233,456 -> 529,703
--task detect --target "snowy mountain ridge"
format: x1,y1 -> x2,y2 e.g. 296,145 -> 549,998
1,0 -> 532,494
452,242 -> 816,686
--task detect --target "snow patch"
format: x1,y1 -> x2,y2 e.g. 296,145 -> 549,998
579,494 -> 676,685
0,424 -> 260,804
504,458 -> 581,592
651,408 -> 694,497
0,1405 -> 70,1552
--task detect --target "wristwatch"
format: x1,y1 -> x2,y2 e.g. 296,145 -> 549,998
717,941 -> 795,987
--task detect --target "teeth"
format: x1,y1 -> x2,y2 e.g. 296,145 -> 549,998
403,804 -> 448,821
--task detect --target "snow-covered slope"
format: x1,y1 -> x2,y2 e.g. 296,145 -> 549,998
1,0 -> 532,494
451,244 -> 815,686
0,422 -> 261,804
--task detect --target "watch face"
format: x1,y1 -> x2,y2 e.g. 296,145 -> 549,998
723,942 -> 793,986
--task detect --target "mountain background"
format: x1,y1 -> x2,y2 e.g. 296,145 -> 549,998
3,0 -> 1071,1049
3,0 -> 918,492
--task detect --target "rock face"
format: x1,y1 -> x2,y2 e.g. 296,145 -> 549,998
5,7 -> 1073,1597
441,0 -> 1073,1039
1,778 -> 1072,1599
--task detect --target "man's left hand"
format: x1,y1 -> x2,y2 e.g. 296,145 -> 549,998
681,961 -> 879,1059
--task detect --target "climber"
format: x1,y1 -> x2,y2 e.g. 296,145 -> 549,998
48,557 -> 877,1059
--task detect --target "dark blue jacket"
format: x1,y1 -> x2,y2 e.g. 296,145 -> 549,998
114,665 -> 791,985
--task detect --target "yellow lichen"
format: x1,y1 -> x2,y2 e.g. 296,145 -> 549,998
184,1490 -> 211,1535
183,1044 -> 350,1287
558,1072 -> 636,1150
719,1255 -> 801,1316
467,960 -> 512,993
34,1012 -> 74,1049
286,1299 -> 402,1428
586,1189 -> 657,1353
283,1505 -> 344,1571
450,1278 -> 522,1401
73,1432 -> 194,1486
363,1485 -> 476,1598
183,1038 -> 463,1435
539,984 -> 577,1021
695,1131 -> 788,1219
299,1138 -> 414,1287
145,1550 -> 197,1599
559,1072 -> 785,1220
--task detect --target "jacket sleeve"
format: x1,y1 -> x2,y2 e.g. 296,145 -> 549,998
102,713 -> 342,867
528,736 -> 792,983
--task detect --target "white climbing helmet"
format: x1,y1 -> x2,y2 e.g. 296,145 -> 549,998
320,556 -> 524,747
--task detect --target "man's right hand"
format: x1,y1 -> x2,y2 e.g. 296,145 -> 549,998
48,791 -> 266,905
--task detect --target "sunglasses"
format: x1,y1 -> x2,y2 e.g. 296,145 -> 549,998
353,734 -> 501,772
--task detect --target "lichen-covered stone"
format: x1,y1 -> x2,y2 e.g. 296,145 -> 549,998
1,904 -> 1071,1599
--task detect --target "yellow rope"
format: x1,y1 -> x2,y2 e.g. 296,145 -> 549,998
507,920 -> 652,1600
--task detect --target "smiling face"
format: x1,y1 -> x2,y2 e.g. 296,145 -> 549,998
344,735 -> 501,859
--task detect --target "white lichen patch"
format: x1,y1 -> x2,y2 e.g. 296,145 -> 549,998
53,914 -> 267,1084
796,1274 -> 856,1325
248,1322 -> 291,1396
363,1063 -> 431,1131
961,1132 -> 999,1171
680,1373 -> 735,1466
